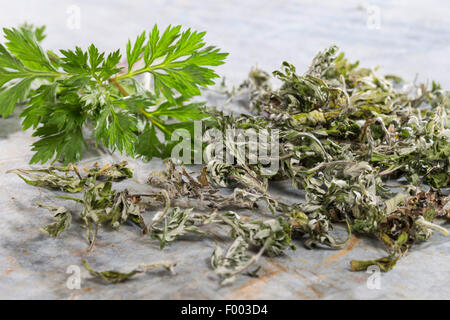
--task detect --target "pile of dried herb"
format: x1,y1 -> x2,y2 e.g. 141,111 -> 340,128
204,45 -> 449,275
3,25 -> 449,285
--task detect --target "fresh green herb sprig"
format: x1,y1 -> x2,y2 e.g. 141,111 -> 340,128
0,24 -> 228,164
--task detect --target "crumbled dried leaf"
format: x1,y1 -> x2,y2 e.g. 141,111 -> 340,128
82,259 -> 177,283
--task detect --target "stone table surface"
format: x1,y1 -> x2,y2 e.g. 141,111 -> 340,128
0,0 -> 449,299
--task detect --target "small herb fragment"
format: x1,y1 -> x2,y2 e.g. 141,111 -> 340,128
82,259 -> 177,283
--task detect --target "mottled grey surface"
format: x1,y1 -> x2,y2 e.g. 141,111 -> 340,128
0,0 -> 449,300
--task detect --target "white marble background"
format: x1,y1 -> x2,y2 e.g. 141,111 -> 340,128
1,0 -> 450,87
